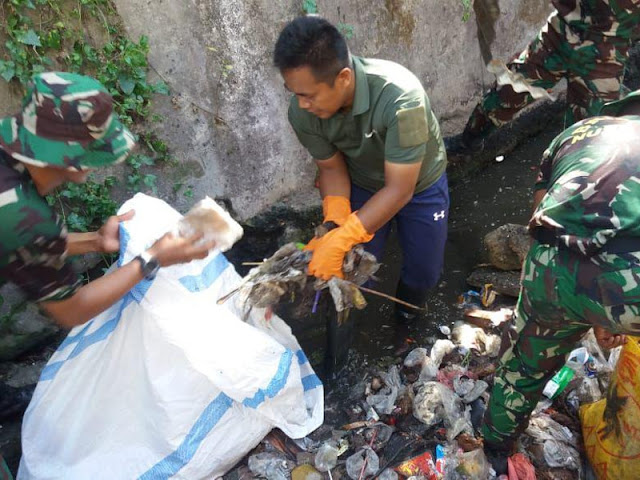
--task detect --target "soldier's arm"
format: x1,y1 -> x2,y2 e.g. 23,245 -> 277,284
532,189 -> 547,213
41,259 -> 145,328
41,233 -> 214,328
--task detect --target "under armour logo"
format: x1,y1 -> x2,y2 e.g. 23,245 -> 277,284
433,210 -> 446,221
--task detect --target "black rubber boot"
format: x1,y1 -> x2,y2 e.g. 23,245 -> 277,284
394,280 -> 428,324
392,281 -> 429,356
484,442 -> 510,476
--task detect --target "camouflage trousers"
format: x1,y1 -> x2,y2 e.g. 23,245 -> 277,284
481,240 -> 640,447
465,12 -> 631,137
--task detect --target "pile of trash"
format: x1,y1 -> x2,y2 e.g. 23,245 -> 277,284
218,242 -> 380,316
226,316 -> 624,480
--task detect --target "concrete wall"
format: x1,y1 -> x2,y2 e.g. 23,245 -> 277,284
0,0 -> 553,219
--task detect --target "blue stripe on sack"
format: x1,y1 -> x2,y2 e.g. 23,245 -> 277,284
39,295 -> 135,382
302,374 -> 322,392
138,392 -> 234,480
296,350 -> 308,365
140,349 -> 296,479
242,350 -> 293,409
117,226 -> 131,267
56,321 -> 93,351
178,254 -> 231,292
40,223 -> 157,383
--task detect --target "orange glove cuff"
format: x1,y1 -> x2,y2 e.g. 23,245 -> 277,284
307,212 -> 374,280
322,196 -> 351,226
341,212 -> 374,245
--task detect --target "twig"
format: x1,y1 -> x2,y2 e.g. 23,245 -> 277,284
241,262 -> 263,266
216,286 -> 241,305
349,282 -> 426,311
358,429 -> 378,480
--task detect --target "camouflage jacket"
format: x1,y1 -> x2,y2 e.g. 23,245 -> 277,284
0,149 -> 80,302
553,0 -> 640,39
533,115 -> 640,255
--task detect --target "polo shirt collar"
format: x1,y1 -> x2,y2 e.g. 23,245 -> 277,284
351,56 -> 370,117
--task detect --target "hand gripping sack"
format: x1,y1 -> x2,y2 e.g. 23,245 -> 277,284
18,194 -> 323,479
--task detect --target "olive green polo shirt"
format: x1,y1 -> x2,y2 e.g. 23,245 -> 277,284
288,56 -> 447,194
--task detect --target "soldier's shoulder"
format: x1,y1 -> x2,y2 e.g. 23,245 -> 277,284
0,180 -> 63,258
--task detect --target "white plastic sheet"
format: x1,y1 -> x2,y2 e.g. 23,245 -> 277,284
19,194 -> 323,479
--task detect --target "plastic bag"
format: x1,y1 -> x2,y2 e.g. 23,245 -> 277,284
454,449 -> 490,479
315,442 -> 339,472
581,336 -> 640,479
378,469 -> 398,480
507,453 -> 536,480
542,440 -> 580,470
248,452 -> 293,480
451,323 -> 500,357
413,382 -> 472,440
346,448 -> 379,480
18,194 -> 324,479
420,340 -> 456,381
366,366 -> 403,415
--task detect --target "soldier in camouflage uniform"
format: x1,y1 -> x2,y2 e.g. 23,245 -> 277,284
452,0 -> 640,153
481,90 -> 640,469
0,72 -> 214,329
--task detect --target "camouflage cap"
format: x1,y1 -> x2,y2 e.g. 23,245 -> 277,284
0,72 -> 136,170
599,89 -> 640,117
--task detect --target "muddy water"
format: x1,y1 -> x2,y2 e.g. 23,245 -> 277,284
287,122 -> 564,405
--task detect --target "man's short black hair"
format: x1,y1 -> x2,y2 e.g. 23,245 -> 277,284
274,16 -> 350,85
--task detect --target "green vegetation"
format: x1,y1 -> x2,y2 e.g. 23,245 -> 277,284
0,0 -> 172,233
461,0 -> 473,22
302,0 -> 318,15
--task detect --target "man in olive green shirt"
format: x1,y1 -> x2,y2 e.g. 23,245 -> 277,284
274,16 -> 449,323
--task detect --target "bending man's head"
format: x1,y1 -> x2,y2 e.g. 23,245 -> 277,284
274,16 -> 354,119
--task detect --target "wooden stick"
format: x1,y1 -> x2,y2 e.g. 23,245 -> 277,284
349,282 -> 426,311
216,287 -> 240,305
241,262 -> 263,266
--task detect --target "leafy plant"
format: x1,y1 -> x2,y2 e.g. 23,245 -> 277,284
302,0 -> 317,14
0,0 -> 176,233
461,0 -> 473,22
337,23 -> 354,39
47,176 -> 118,232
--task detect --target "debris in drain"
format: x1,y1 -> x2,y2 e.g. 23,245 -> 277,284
226,311 -> 623,479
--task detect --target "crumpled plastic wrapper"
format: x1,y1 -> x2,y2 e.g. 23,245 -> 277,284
177,196 -> 243,252
366,366 -> 403,415
413,381 -> 473,441
345,447 -> 379,480
451,322 -> 501,357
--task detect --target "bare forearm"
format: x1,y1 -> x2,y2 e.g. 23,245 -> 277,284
532,189 -> 547,213
317,153 -> 351,199
356,185 -> 413,233
41,260 -> 144,328
67,232 -> 101,256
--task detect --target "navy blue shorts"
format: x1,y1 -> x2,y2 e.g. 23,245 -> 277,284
350,172 -> 449,290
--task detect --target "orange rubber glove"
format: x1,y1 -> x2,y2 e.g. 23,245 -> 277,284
308,212 -> 374,280
322,196 -> 351,226
304,235 -> 324,252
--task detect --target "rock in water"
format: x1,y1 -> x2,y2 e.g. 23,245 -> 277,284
483,224 -> 530,270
